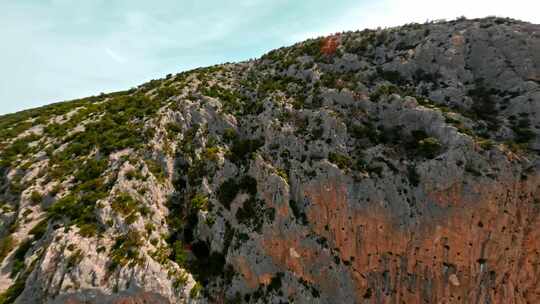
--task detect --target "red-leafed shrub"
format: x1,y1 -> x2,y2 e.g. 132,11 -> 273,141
321,35 -> 340,56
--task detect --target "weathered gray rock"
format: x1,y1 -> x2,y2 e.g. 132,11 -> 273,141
0,16 -> 539,304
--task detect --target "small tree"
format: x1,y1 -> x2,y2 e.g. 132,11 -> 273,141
30,191 -> 43,205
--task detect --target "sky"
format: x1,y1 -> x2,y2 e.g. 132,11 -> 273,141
1,0 -> 538,115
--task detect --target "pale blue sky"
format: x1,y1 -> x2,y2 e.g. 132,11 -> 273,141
1,0 -> 537,115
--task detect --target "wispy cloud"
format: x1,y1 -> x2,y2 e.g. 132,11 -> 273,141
105,47 -> 127,63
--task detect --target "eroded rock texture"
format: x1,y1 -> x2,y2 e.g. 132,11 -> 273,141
0,17 -> 539,303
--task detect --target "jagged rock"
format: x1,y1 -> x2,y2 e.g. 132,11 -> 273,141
0,16 -> 539,303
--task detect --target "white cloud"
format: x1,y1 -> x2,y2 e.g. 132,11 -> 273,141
105,47 -> 127,63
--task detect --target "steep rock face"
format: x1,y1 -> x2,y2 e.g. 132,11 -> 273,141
0,17 -> 539,303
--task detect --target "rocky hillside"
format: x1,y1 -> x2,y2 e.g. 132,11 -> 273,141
1,16 -> 539,304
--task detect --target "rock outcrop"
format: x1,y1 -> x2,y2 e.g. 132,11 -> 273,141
0,17 -> 539,303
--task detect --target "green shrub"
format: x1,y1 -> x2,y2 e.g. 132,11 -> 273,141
227,138 -> 264,164
235,198 -> 259,228
146,159 -> 166,181
0,236 -> 16,264
511,118 -> 535,144
412,68 -> 442,84
59,116 -> 140,160
187,241 -> 226,285
166,123 -> 183,136
217,176 -> 257,210
267,272 -> 284,293
407,165 -> 420,187
191,193 -> 209,211
47,195 -> 78,220
217,179 -> 239,210
222,128 -> 237,143
202,147 -> 220,162
478,139 -> 494,150
202,86 -> 242,113
0,134 -> 40,168
236,197 -> 273,233
417,137 -> 442,159
157,86 -> 178,100
301,39 -> 322,57
44,123 -> 68,138
377,67 -> 407,85
47,192 -> 102,237
29,191 -> 43,205
75,158 -> 108,183
468,82 -> 499,127
111,193 -> 139,216
172,240 -> 188,266
275,168 -> 289,183
238,176 -> 257,196
125,169 -> 145,181
66,249 -> 83,269
11,239 -> 33,278
406,130 -> 442,159
369,85 -> 401,102
186,159 -> 208,187
109,230 -> 144,270
289,200 -> 308,225
328,152 -> 352,169
190,282 -> 202,298
78,223 -> 99,237
0,268 -> 28,304
350,123 -> 380,143
28,220 -> 48,240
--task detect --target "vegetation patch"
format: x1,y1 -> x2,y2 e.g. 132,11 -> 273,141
235,197 -> 271,233
289,200 -> 308,225
10,239 -> 33,278
217,176 -> 257,210
145,159 -> 166,181
405,130 -> 442,159
227,138 -> 264,165
111,193 -> 139,216
0,236 -> 16,264
108,230 -> 144,271
328,152 -> 352,170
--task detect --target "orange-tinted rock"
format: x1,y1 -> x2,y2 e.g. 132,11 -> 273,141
249,172 -> 540,303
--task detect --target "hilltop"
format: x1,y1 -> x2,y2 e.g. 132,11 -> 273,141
0,17 -> 539,303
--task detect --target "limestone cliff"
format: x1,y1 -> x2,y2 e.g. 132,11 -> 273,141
0,17 -> 539,303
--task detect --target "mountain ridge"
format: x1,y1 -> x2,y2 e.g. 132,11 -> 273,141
1,16 -> 540,303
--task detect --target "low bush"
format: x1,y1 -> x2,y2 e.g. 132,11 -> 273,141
191,193 -> 209,211
417,137 -> 442,159
328,152 -> 352,169
109,230 -> 144,270
29,191 -> 43,205
227,138 -> 264,165
111,193 -> 139,216
0,134 -> 40,168
146,159 -> 166,181
289,200 -> 308,225
0,236 -> 16,264
511,118 -> 535,144
172,240 -> 188,266
28,220 -> 48,240
190,282 -> 202,298
217,179 -> 240,210
407,165 -> 420,187
75,158 -> 108,183
10,239 -> 33,277
217,176 -> 257,209
406,130 -> 442,159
